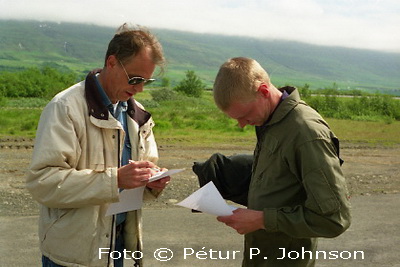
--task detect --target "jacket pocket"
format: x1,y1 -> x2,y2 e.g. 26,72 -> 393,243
41,208 -> 72,242
303,168 -> 340,215
252,134 -> 279,183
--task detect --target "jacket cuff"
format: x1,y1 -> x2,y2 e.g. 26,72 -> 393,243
264,208 -> 278,232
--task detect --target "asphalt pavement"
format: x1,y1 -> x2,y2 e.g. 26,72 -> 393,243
1,193 -> 399,267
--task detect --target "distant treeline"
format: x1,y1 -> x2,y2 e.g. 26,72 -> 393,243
1,67 -> 399,123
299,84 -> 400,122
0,67 -> 78,98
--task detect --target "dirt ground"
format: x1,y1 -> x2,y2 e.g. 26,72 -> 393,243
0,137 -> 399,217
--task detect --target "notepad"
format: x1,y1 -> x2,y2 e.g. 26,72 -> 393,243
148,168 -> 185,182
106,168 -> 185,216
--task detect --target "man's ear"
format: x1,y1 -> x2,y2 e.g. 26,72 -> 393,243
105,55 -> 118,69
258,83 -> 270,98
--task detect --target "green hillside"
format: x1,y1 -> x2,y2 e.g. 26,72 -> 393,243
1,20 -> 399,94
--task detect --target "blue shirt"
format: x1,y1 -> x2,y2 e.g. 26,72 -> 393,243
94,75 -> 131,166
95,75 -> 130,225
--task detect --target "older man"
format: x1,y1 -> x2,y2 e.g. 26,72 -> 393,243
26,24 -> 169,267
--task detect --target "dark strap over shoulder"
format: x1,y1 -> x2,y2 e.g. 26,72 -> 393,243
331,136 -> 344,166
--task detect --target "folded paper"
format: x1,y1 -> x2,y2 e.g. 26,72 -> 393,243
177,181 -> 236,216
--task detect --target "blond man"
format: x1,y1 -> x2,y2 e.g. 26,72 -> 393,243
215,57 -> 351,267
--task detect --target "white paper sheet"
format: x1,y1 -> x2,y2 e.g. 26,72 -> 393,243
148,168 -> 185,182
106,169 -> 185,216
176,181 -> 236,216
106,187 -> 145,216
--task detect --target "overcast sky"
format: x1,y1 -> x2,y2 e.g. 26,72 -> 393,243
1,0 -> 399,53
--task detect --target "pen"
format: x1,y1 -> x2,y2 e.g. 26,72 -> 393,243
128,160 -> 161,173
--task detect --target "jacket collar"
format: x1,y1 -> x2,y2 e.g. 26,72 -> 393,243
256,86 -> 299,140
266,86 -> 300,126
85,70 -> 152,127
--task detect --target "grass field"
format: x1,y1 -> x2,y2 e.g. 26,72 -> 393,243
1,91 -> 399,146
150,119 -> 400,147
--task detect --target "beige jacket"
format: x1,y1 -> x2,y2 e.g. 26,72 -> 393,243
26,73 -> 159,266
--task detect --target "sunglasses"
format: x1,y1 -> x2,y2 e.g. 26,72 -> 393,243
119,60 -> 156,86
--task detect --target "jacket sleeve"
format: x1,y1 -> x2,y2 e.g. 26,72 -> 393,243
25,99 -> 119,209
264,138 -> 351,238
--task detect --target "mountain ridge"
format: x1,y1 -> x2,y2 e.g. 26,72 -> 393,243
1,19 -> 399,94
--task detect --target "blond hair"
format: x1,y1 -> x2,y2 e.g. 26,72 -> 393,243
213,57 -> 270,111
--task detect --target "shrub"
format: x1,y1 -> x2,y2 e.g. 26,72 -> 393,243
150,88 -> 178,102
138,99 -> 159,108
160,77 -> 171,88
299,83 -> 311,98
0,67 -> 78,98
0,91 -> 6,107
173,70 -> 206,98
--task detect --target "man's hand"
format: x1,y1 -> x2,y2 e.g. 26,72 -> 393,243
146,166 -> 171,191
117,161 -> 155,189
217,208 -> 265,235
146,176 -> 171,190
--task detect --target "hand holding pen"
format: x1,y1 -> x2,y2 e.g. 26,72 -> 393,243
133,160 -> 171,191
117,160 -> 170,190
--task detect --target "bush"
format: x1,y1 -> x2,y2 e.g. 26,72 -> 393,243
305,93 -> 400,121
150,88 -> 178,102
160,77 -> 171,88
138,99 -> 159,108
0,67 -> 78,98
173,70 -> 206,98
299,83 -> 311,98
0,91 -> 6,107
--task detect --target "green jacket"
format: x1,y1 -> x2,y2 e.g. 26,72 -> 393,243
244,87 -> 351,266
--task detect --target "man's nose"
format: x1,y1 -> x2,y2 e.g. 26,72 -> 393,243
135,84 -> 144,92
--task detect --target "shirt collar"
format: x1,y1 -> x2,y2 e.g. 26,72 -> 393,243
262,88 -> 290,126
94,74 -> 127,118
255,86 -> 298,138
85,70 -> 152,127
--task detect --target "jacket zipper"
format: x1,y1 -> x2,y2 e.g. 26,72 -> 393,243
107,129 -> 121,266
